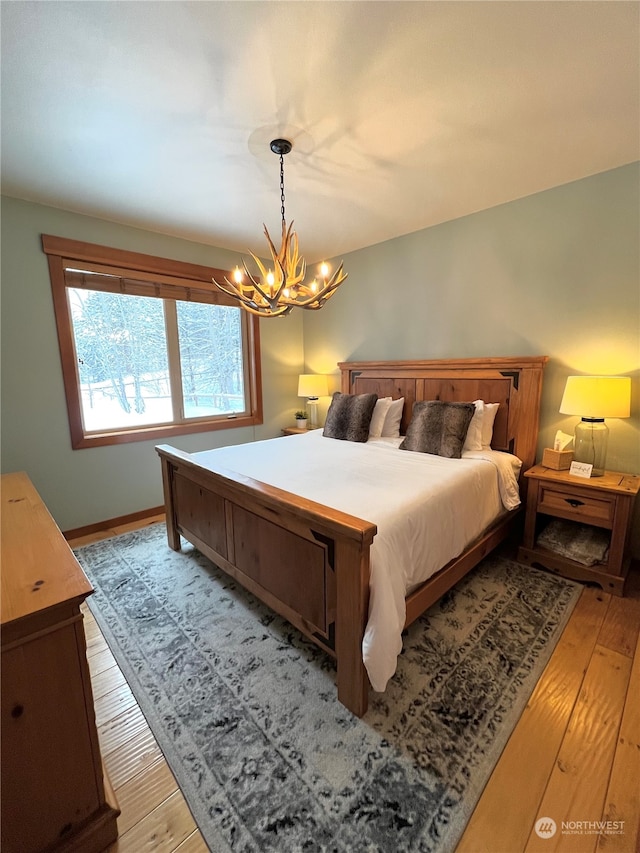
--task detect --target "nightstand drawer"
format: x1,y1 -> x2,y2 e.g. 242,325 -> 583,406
538,485 -> 615,526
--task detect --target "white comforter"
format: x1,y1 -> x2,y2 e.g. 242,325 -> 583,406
193,430 -> 521,692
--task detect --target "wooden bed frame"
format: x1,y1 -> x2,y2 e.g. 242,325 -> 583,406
156,356 -> 547,717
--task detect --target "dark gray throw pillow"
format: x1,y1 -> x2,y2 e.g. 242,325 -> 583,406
399,400 -> 475,458
323,392 -> 378,442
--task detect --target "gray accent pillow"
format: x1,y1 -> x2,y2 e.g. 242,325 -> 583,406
323,392 -> 378,442
399,401 -> 475,458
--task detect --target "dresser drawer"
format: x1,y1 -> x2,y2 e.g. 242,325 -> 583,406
538,485 -> 615,527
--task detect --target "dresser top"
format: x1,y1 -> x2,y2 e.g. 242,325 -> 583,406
1,472 -> 93,628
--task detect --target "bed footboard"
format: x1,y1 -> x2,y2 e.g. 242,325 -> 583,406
156,444 -> 377,717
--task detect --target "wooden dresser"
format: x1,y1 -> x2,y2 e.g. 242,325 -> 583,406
1,472 -> 119,853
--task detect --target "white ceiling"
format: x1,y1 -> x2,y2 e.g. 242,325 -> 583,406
1,1 -> 638,262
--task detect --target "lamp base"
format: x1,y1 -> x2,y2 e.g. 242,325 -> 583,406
307,398 -> 319,429
573,418 -> 608,477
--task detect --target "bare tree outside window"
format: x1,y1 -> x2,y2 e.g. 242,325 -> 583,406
176,302 -> 245,419
70,289 -> 172,430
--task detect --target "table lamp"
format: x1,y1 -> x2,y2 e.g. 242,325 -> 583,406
298,374 -> 329,429
559,375 -> 631,476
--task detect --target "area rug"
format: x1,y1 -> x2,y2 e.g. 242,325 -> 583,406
75,524 -> 581,853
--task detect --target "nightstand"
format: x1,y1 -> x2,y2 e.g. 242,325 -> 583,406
517,464 -> 640,595
281,426 -> 309,435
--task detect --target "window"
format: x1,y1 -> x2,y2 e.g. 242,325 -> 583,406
43,235 -> 262,448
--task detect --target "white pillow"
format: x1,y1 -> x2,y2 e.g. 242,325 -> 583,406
463,400 -> 485,451
481,403 -> 500,448
381,397 -> 405,437
369,397 -> 392,437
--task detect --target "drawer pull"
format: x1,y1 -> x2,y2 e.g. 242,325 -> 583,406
565,498 -> 585,508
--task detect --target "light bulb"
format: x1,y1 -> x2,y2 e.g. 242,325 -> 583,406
266,270 -> 275,286
320,262 -> 329,279
233,266 -> 243,284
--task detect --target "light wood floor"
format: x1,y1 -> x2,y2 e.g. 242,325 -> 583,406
70,515 -> 640,853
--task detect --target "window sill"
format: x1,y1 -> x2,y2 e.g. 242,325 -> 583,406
71,414 -> 261,449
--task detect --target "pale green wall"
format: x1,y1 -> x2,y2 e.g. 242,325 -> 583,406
304,164 -> 640,554
3,165 -> 639,552
0,197 -> 304,530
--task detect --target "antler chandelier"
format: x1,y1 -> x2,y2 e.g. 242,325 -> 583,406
213,138 -> 347,318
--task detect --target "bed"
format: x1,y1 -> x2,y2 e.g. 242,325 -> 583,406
156,356 -> 548,716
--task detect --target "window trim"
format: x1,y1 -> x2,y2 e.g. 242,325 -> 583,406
42,234 -> 262,449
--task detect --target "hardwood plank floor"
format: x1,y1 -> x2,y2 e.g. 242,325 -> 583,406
70,517 -> 640,853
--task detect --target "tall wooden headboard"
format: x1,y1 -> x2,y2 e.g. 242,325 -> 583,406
339,356 -> 548,473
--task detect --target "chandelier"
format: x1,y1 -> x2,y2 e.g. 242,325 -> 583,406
213,138 -> 347,318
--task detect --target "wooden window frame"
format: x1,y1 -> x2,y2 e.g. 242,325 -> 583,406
42,235 -> 262,449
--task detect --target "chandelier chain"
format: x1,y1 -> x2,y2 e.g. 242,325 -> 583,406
279,153 -> 286,227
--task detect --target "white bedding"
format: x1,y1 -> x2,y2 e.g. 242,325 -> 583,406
193,430 -> 522,692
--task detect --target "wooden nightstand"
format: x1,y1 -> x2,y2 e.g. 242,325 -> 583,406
517,464 -> 640,595
281,426 -> 309,435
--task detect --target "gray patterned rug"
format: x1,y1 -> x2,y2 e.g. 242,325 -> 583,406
75,524 -> 581,853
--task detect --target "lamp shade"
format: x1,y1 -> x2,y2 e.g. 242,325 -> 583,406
297,374 -> 329,399
559,376 -> 631,419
